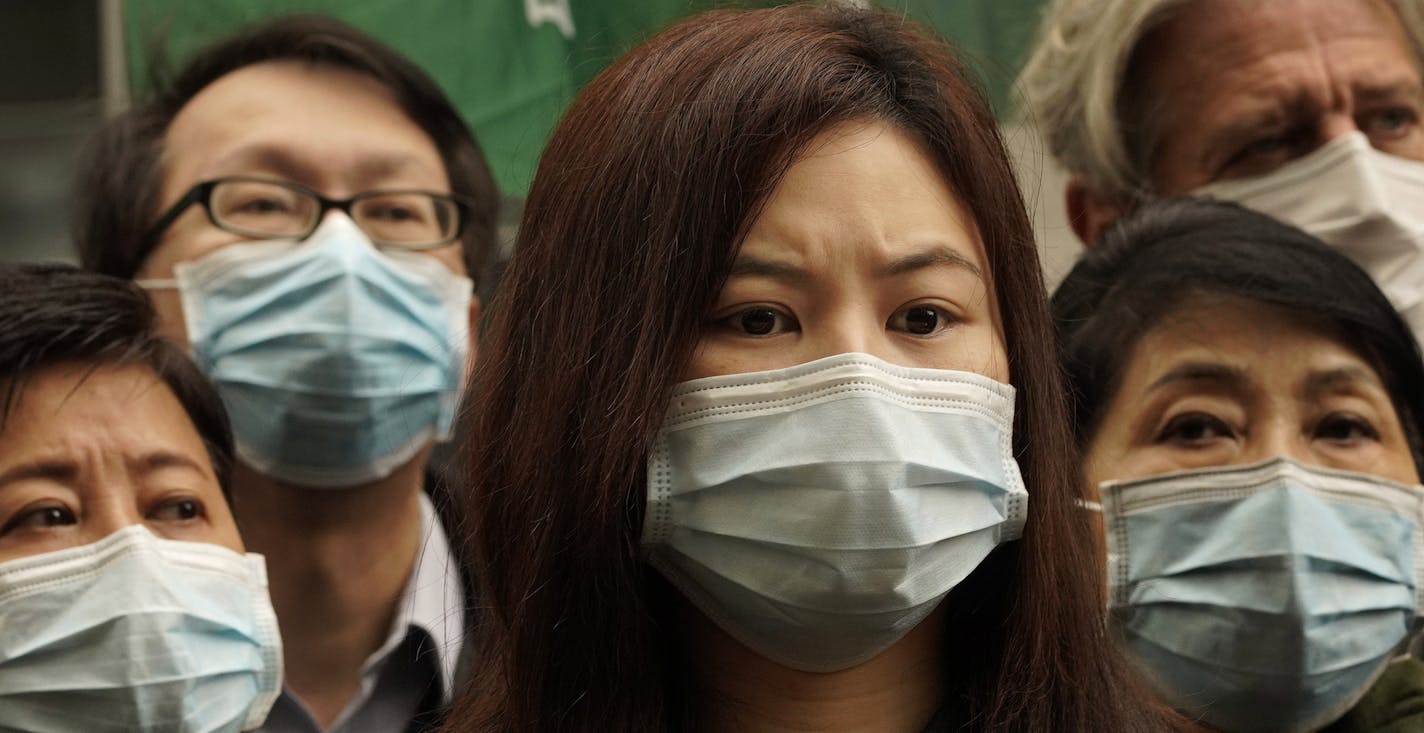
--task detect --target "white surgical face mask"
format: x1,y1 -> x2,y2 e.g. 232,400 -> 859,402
1099,458 -> 1424,733
642,353 -> 1029,672
0,526 -> 283,731
1195,132 -> 1424,344
139,216 -> 472,488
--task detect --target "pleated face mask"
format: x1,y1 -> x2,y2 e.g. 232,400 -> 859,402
0,525 -> 283,732
1100,457 -> 1424,733
139,215 -> 472,488
642,352 -> 1028,672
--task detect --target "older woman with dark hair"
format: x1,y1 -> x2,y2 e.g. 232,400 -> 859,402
1055,197 -> 1424,732
446,4 -> 1194,732
0,263 -> 281,731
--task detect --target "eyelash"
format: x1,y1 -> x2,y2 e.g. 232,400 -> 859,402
1225,105 -> 1421,173
1154,411 -> 1235,445
713,303 -> 959,338
0,503 -> 77,537
1313,412 -> 1380,442
1153,411 -> 1383,446
0,496 -> 207,540
889,304 -> 956,337
150,497 -> 206,523
715,305 -> 798,338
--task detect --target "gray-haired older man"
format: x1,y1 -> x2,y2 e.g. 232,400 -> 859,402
1021,0 -> 1424,336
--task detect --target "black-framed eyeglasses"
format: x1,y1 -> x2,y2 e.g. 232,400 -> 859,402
146,176 -> 473,250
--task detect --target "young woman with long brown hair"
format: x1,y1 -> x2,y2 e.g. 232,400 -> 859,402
446,4 -> 1194,731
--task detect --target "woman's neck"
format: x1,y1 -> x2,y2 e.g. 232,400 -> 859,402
687,604 -> 947,733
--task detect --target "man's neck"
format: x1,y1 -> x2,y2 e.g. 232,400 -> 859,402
688,604 -> 946,733
232,451 -> 430,728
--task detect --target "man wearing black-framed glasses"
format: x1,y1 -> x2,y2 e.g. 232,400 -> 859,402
147,177 -> 474,251
75,15 -> 498,733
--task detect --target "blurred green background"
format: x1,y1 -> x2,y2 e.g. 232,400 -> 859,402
124,0 -> 1046,199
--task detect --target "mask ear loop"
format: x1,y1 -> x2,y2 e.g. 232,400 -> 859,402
1401,494 -> 1424,661
1075,497 -> 1103,513
134,278 -> 178,291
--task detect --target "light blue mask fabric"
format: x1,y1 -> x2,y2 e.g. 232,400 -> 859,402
140,216 -> 471,488
643,353 -> 1028,672
0,526 -> 283,732
1100,457 -> 1424,733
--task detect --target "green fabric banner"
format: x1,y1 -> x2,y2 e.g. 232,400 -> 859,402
125,0 -> 1044,197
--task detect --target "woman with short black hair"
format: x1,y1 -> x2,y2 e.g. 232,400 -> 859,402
0,262 -> 281,730
1055,197 -> 1424,732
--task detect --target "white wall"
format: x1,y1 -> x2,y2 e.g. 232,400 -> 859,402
1003,122 -> 1083,292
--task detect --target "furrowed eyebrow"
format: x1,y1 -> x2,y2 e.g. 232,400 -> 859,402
0,460 -> 75,489
878,246 -> 982,279
729,245 -> 983,283
134,451 -> 210,477
727,256 -> 809,284
1356,79 -> 1424,106
1202,101 -> 1295,167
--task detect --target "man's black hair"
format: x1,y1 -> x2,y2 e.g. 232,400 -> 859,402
75,13 -> 499,280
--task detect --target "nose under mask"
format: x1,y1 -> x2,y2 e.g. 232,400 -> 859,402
0,526 -> 283,732
138,216 -> 472,489
1098,457 -> 1424,733
642,352 -> 1029,672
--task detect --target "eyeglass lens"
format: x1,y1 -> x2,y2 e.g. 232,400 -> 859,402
209,180 -> 458,245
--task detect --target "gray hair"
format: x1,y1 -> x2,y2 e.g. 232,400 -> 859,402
1017,0 -> 1424,203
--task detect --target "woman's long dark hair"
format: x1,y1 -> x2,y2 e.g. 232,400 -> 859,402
449,5 -> 1191,731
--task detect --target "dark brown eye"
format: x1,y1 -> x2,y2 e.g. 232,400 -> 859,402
1156,412 -> 1235,445
150,498 -> 205,523
1364,107 -> 1417,137
716,306 -> 796,337
903,307 -> 939,335
741,308 -> 778,336
889,305 -> 953,336
1,504 -> 77,537
1315,413 -> 1380,443
32,506 -> 74,527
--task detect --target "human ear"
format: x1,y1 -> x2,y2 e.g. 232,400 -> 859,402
1066,175 -> 1129,247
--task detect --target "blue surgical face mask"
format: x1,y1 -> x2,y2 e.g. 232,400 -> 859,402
0,526 -> 283,731
642,353 -> 1029,672
139,216 -> 472,488
1099,457 -> 1424,733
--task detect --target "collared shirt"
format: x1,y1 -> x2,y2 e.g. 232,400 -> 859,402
259,493 -> 466,733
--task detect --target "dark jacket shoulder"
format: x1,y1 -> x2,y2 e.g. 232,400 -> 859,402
1324,658 -> 1424,733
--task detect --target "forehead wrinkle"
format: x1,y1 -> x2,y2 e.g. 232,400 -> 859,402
1145,0 -> 1417,185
